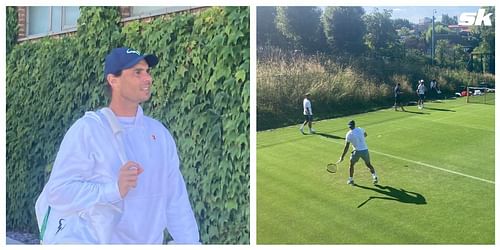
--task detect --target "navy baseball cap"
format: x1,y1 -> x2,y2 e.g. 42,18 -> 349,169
104,47 -> 159,77
348,120 -> 355,128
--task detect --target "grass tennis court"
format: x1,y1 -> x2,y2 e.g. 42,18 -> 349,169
257,98 -> 494,244
467,92 -> 495,105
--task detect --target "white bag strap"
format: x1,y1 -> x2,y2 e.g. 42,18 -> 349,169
99,107 -> 127,165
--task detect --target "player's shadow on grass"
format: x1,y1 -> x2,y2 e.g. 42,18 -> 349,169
315,132 -> 344,140
354,184 -> 427,208
402,110 -> 429,115
424,107 -> 456,112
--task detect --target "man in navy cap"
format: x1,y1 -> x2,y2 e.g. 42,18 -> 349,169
36,47 -> 200,244
338,120 -> 378,185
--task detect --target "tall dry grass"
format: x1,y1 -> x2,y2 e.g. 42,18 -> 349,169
423,66 -> 495,92
257,49 -> 494,130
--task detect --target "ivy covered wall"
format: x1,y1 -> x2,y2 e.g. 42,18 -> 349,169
6,6 -> 249,244
6,6 -> 18,54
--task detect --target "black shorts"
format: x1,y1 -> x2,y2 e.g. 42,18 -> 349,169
394,95 -> 401,103
304,114 -> 313,122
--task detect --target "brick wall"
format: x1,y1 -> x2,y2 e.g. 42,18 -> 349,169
17,7 -> 26,39
119,6 -> 131,18
15,6 -> 207,42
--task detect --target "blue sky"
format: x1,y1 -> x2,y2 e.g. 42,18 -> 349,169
363,6 -> 485,23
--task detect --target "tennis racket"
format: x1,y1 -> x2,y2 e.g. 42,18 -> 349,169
326,160 -> 341,173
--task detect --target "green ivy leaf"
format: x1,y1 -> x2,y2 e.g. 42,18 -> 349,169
235,69 -> 246,82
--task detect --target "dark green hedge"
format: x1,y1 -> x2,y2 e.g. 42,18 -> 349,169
6,6 -> 249,244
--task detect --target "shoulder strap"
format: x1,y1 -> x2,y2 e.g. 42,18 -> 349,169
99,107 -> 127,165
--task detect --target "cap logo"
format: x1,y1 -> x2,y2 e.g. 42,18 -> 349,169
126,49 -> 141,55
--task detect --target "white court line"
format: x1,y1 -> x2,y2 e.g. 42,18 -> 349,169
370,149 -> 495,185
320,136 -> 495,185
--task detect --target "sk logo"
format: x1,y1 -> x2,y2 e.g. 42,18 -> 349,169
152,134 -> 156,140
459,9 -> 493,26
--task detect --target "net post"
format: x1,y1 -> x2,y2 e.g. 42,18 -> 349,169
466,86 -> 469,103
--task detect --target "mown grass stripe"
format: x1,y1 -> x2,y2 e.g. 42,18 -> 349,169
318,136 -> 494,185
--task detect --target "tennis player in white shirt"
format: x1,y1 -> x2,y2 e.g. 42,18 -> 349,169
339,120 -> 378,185
300,93 -> 315,134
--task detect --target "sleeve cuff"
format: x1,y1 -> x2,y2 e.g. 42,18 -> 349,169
102,181 -> 122,203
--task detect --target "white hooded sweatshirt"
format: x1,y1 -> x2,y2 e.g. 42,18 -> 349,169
35,106 -> 199,244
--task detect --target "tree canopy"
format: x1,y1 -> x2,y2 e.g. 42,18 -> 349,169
322,6 -> 366,56
256,6 -> 495,73
275,6 -> 326,53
